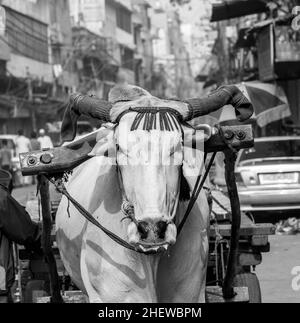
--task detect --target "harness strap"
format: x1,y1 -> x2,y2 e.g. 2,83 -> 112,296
48,152 -> 216,254
211,194 -> 231,215
177,152 -> 217,236
47,177 -> 145,254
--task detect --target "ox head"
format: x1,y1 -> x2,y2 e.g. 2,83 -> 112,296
116,113 -> 183,253
62,85 -> 253,254
90,111 -> 210,254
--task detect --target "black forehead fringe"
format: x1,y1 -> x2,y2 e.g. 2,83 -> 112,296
130,111 -> 181,132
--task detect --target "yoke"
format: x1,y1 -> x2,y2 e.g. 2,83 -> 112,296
19,123 -> 254,303
20,124 -> 253,176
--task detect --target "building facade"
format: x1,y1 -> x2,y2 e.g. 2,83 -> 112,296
149,0 -> 197,98
0,0 -> 78,135
0,0 -> 200,136
69,0 -> 138,90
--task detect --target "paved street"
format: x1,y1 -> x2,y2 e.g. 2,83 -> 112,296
11,185 -> 300,303
256,234 -> 300,303
12,185 -> 37,206
12,184 -> 60,206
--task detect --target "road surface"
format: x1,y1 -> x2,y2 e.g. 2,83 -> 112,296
256,234 -> 300,303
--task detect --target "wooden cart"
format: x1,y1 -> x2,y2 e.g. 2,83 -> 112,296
14,124 -> 275,303
206,191 -> 275,303
14,203 -> 275,303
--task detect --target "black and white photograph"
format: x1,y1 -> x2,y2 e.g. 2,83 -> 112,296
0,0 -> 300,312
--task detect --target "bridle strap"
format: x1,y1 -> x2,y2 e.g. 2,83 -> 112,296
47,177 -> 146,254
48,152 -> 215,255
48,152 -> 215,254
48,114 -> 215,254
177,152 -> 217,236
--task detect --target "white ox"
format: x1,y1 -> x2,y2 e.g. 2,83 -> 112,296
56,113 -> 210,303
55,84 -> 252,303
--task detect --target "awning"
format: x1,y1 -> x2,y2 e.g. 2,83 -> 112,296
211,0 -> 269,22
246,14 -> 294,33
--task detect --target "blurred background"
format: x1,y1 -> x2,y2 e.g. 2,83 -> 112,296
0,0 -> 300,303
0,0 -> 298,139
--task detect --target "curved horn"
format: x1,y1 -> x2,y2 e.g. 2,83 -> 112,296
185,85 -> 254,122
61,93 -> 112,143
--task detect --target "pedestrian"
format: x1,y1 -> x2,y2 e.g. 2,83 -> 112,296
15,129 -> 31,156
37,129 -> 53,150
30,131 -> 41,151
0,140 -> 12,174
15,130 -> 31,186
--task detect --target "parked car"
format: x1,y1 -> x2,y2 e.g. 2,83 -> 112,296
235,136 -> 300,212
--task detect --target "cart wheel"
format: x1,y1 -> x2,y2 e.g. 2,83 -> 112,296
233,273 -> 262,303
24,280 -> 48,303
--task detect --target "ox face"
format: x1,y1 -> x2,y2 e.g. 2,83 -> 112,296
115,113 -> 184,253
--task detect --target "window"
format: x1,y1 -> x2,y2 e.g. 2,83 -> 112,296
4,6 -> 49,63
121,46 -> 134,70
116,5 -> 132,33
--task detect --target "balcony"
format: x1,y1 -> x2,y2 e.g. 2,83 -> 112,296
72,26 -> 111,62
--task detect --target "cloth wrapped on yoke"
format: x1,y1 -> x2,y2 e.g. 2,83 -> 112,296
61,94 -> 112,143
61,84 -> 253,142
185,85 -> 253,121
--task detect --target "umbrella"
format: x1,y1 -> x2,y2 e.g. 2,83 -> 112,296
191,81 -> 291,128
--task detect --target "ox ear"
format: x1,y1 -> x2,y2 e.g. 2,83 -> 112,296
89,123 -> 116,158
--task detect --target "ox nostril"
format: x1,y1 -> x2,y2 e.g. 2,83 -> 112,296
137,221 -> 149,240
157,221 -> 168,239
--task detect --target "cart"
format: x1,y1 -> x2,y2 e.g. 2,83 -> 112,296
15,199 -> 275,303
206,189 -> 275,302
15,124 -> 275,303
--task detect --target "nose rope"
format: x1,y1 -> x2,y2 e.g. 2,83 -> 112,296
121,199 -> 139,226
48,177 -> 146,254
49,111 -> 212,255
116,162 -> 139,226
118,109 -> 183,227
